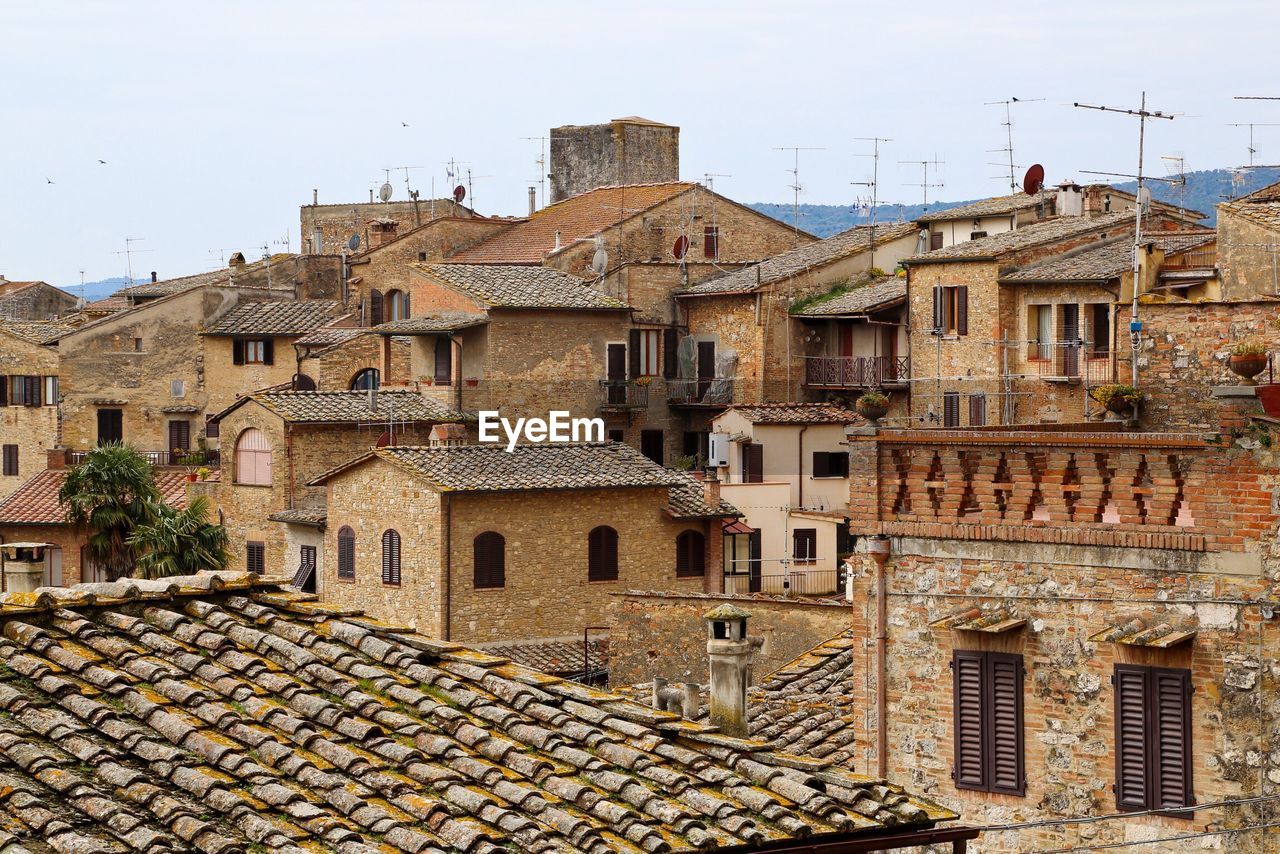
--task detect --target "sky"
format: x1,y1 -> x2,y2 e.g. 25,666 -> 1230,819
2,0 -> 1278,286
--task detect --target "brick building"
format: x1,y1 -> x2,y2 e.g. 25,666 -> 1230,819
0,320 -> 71,499
310,442 -> 738,654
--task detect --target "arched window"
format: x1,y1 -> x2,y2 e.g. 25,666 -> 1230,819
381,529 -> 401,585
675,530 -> 705,577
234,428 -> 272,485
474,532 -> 505,589
350,368 -> 380,390
588,526 -> 618,582
337,526 -> 355,579
386,289 -> 410,321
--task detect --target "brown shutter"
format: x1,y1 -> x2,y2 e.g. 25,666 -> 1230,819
262,339 -> 274,366
629,329 -> 642,378
932,285 -> 942,333
1151,667 -> 1193,811
246,542 -> 265,575
368,289 -> 384,326
0,377 -> 7,406
943,392 -> 960,427
24,376 -> 40,407
812,451 -> 829,478
676,533 -> 690,576
474,532 -> 505,588
232,339 -> 245,365
337,527 -> 355,579
2,445 -> 17,477
381,530 -> 401,585
956,286 -> 969,335
1114,664 -> 1150,811
969,394 -> 987,427
434,337 -> 452,384
402,292 -> 411,317
589,526 -> 618,581
745,443 -> 764,483
663,329 -> 679,379
952,650 -> 987,791
988,653 -> 1025,795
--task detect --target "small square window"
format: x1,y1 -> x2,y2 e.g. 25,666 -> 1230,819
133,338 -> 143,352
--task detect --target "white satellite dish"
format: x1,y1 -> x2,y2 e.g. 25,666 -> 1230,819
591,248 -> 608,276
379,182 -> 393,202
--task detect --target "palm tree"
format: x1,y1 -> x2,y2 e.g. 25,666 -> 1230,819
58,443 -> 162,581
128,496 -> 231,579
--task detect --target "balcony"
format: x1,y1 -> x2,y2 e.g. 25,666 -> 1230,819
598,380 -> 649,411
1026,343 -> 1115,385
724,567 -> 846,597
804,355 -> 909,389
1161,246 -> 1217,271
68,448 -> 221,467
667,377 -> 735,407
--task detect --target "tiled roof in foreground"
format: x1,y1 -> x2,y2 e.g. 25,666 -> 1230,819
0,467 -> 190,525
789,276 -> 906,317
0,573 -> 958,851
906,210 -> 1133,263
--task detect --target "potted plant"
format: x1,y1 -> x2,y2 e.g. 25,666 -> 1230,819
196,466 -> 212,481
1228,339 -> 1269,382
856,391 -> 889,422
1090,383 -> 1144,416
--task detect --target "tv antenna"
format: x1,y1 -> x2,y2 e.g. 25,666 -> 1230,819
386,165 -> 423,193
773,146 -> 825,245
520,136 -> 568,210
852,136 -> 891,271
702,172 -> 732,191
1159,155 -> 1188,217
899,156 -> 944,211
113,237 -> 152,285
984,97 -> 1044,192
1073,91 -> 1176,387
1226,123 -> 1280,168
465,168 -> 493,212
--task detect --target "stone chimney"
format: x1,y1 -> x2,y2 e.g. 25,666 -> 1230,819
1,543 -> 48,593
702,468 -> 721,508
528,187 -> 537,217
650,676 -> 700,719
1056,181 -> 1083,217
430,423 -> 467,448
704,604 -> 753,737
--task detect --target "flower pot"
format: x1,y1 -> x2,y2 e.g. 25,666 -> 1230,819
1103,397 -> 1133,416
185,473 -> 198,483
1229,353 -> 1268,382
856,400 -> 888,422
465,379 -> 479,387
1257,383 -> 1280,418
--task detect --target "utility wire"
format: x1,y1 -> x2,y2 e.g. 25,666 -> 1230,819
1033,820 -> 1280,853
970,792 -> 1280,835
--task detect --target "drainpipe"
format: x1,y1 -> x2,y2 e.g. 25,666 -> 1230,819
797,425 -> 808,511
285,424 -> 296,509
453,334 -> 463,413
867,535 -> 891,779
441,493 -> 452,641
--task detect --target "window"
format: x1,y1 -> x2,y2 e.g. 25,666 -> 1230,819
434,337 -> 453,384
418,251 -> 427,262
952,650 -> 1025,796
246,541 -> 265,575
42,376 -> 58,405
640,430 -> 664,464
386,289 -> 410,321
812,451 -> 849,478
683,431 -> 708,465
675,530 -> 705,577
1113,665 -> 1193,813
588,526 -> 618,581
234,428 -> 272,485
133,337 -> 143,352
703,226 -> 720,259
932,285 -> 968,336
337,526 -> 355,580
968,394 -> 987,427
293,545 -> 317,594
943,391 -> 960,427
608,429 -> 625,443
663,328 -> 679,379
629,329 -> 661,377
233,338 -> 273,365
168,420 -> 191,461
742,442 -> 764,483
969,230 -> 988,240
2,445 -> 17,477
97,409 -> 123,445
1029,305 -> 1052,361
10,376 -> 40,407
1091,303 -> 1111,355
350,368 -> 380,390
381,529 -> 402,586
930,232 -> 944,250
792,528 -> 817,564
474,532 -> 505,589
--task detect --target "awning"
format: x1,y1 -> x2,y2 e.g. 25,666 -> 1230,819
1088,617 -> 1195,648
723,519 -> 756,535
929,606 -> 1026,633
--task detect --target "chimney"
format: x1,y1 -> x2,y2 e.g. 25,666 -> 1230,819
704,604 -> 753,737
312,188 -> 318,206
369,189 -> 375,203
430,423 -> 467,448
1,543 -> 48,594
150,271 -> 157,283
554,230 -> 562,252
367,384 -> 378,413
46,448 -> 68,469
528,187 -> 537,217
650,676 -> 701,718
703,467 -> 721,508
312,226 -> 324,255
1056,181 -> 1083,217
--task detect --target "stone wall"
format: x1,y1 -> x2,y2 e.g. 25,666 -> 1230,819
1218,207 -> 1280,300
202,334 -> 304,414
0,283 -> 78,321
299,199 -> 475,255
609,590 -> 851,689
549,119 -> 679,203
0,333 -> 61,498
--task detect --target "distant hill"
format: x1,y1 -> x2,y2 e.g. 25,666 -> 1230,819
747,167 -> 1280,238
57,276 -> 135,302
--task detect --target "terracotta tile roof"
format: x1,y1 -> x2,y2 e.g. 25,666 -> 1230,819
203,300 -> 345,336
0,318 -> 76,345
680,222 -> 919,296
475,636 -> 609,678
0,575 -> 958,851
266,507 -> 327,527
0,467 -> 189,525
928,605 -> 1027,633
1153,231 -> 1216,254
917,192 -> 1050,223
414,264 -> 628,310
1220,200 -> 1280,231
82,295 -> 130,314
667,471 -> 740,519
1241,178 -> 1280,202
0,280 -> 50,297
790,276 -> 907,316
998,238 -> 1135,283
906,211 -> 1133,263
292,315 -> 363,348
727,403 -> 860,424
448,182 -> 695,264
239,390 -> 463,424
113,255 -> 293,298
371,312 -> 490,334
1088,615 -> 1196,648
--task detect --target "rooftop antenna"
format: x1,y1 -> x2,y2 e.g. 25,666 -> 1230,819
702,172 -> 731,192
852,136 -> 891,272
465,168 -> 493,213
1226,123 -> 1280,168
387,165 -> 423,193
1159,154 -> 1188,218
899,156 -> 944,212
773,146 -> 825,245
1073,91 -> 1176,388
112,237 -> 152,285
984,97 -> 1044,192
77,270 -> 86,302
521,136 -> 568,210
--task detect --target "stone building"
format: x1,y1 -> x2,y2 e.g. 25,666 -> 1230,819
548,117 -> 680,203
0,320 -> 72,499
310,442 -> 738,655
0,279 -> 79,320
844,424 -> 1280,851
201,390 -> 462,582
113,254 -> 343,306
299,195 -> 478,255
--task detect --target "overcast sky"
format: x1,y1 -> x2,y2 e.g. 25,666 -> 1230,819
2,0 -> 1277,285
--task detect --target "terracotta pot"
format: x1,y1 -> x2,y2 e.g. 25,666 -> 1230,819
185,473 -> 198,483
465,379 -> 479,387
1257,384 -> 1280,418
856,400 -> 888,421
1103,397 -> 1134,415
1229,353 -> 1268,382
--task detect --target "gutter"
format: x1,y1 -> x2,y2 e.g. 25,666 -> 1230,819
441,493 -> 452,641
866,536 -> 892,779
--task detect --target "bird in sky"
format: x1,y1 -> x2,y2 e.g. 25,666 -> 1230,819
401,121 -> 409,127
97,159 -> 106,164
45,177 -> 54,184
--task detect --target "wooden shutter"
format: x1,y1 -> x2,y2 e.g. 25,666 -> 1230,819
969,394 -> 987,427
943,392 -> 960,427
988,653 -> 1025,795
956,286 -> 969,335
402,292 -> 411,318
1113,664 -> 1150,811
663,329 -> 679,379
1151,667 -> 1193,811
952,650 -> 987,791
628,329 -> 641,379
232,339 -> 245,365
381,530 -> 401,585
246,542 -> 265,575
932,285 -> 943,332
368,289 -> 384,326
168,420 -> 190,455
744,443 -> 764,483
434,337 -> 452,384
337,527 -> 355,579
262,339 -> 274,365
812,451 -> 830,478
2,445 -> 17,477
589,526 -> 618,581
24,376 -> 40,407
830,452 -> 849,478
676,531 -> 705,577
474,532 -> 505,588
0,376 -> 6,406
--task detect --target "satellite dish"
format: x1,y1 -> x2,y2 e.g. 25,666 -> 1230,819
347,233 -> 361,252
378,182 -> 393,202
591,248 -> 608,276
376,430 -> 395,448
673,235 -> 689,260
1138,186 -> 1152,213
453,184 -> 466,203
1023,164 -> 1045,196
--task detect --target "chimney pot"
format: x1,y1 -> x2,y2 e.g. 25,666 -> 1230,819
313,188 -> 318,206
528,186 -> 537,217
150,271 -> 157,283
704,604 -> 753,737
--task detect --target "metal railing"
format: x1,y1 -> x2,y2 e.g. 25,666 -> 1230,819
69,448 -> 220,467
667,377 -> 735,406
804,355 -> 909,388
597,380 -> 650,410
723,567 -> 847,597
1026,343 -> 1115,384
